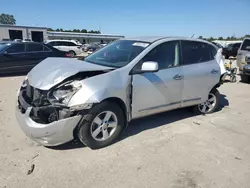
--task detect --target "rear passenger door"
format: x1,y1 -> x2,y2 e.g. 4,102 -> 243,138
180,40 -> 220,107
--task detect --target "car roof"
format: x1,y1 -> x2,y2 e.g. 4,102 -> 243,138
122,36 -> 214,44
45,39 -> 76,42
0,41 -> 46,45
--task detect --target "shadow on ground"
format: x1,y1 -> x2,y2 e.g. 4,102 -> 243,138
0,71 -> 28,78
49,94 -> 229,150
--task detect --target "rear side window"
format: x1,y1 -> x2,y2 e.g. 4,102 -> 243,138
181,41 -> 215,65
63,42 -> 77,46
6,43 -> 25,53
241,39 -> 250,50
43,45 -> 52,52
47,41 -> 57,46
26,43 -> 43,52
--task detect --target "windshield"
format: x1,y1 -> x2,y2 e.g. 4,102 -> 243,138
84,40 -> 150,68
0,43 -> 8,52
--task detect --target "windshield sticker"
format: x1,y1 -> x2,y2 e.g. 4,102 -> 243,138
133,42 -> 149,48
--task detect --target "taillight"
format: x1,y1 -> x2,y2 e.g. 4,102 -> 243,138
65,53 -> 71,57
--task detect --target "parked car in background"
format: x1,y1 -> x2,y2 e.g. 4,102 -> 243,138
16,37 -> 226,149
45,39 -> 83,57
13,39 -> 22,42
237,38 -> 250,82
0,41 -> 70,74
22,38 -> 33,42
222,42 -> 241,59
211,42 -> 223,49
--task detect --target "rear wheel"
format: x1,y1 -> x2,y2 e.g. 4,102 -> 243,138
77,101 -> 126,149
69,50 -> 76,58
194,89 -> 220,114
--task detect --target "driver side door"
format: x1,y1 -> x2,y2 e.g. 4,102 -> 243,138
131,40 -> 184,119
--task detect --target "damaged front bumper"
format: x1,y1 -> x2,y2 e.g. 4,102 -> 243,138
16,85 -> 82,146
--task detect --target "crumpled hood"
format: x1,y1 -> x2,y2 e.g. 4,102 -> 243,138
27,57 -> 112,90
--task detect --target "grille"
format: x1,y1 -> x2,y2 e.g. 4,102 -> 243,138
23,81 -> 50,107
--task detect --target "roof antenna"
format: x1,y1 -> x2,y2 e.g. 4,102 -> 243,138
191,33 -> 195,38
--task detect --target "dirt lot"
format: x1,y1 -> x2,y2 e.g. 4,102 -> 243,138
0,60 -> 250,188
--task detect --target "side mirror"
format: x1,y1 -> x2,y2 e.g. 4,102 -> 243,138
141,61 -> 159,72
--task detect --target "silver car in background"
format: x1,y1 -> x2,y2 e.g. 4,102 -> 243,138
237,38 -> 250,82
16,37 -> 226,149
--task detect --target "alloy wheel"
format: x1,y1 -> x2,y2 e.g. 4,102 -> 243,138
90,111 -> 118,141
198,93 -> 217,113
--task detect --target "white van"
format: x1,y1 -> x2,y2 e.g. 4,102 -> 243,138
45,40 -> 82,57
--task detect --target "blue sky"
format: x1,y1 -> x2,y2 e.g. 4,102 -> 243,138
1,0 -> 250,38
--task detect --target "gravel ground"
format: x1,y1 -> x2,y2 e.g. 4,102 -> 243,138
0,60 -> 250,188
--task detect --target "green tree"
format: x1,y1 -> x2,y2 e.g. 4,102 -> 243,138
81,29 -> 87,33
198,36 -> 203,39
55,28 -> 60,32
47,28 -> 53,31
218,37 -> 223,40
0,13 -> 16,25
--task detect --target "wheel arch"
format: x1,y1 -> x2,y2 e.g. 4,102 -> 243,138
100,97 -> 128,126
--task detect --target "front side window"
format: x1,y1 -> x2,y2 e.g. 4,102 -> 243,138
6,43 -> 25,53
141,41 -> 180,69
241,39 -> 250,51
84,40 -> 149,68
181,41 -> 214,65
26,43 -> 43,52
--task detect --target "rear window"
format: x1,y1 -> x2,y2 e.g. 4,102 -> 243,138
241,39 -> 250,51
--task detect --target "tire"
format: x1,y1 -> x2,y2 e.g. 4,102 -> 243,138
193,88 -> 220,115
69,50 -> 76,58
241,75 -> 249,83
230,75 -> 236,83
77,101 -> 126,149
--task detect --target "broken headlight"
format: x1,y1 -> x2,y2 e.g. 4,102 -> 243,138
52,80 -> 82,105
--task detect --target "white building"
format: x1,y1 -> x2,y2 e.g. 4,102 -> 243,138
0,24 -> 124,44
0,24 -> 47,42
47,31 -> 124,44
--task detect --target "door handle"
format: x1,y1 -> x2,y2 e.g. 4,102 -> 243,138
211,69 -> 219,74
173,74 -> 183,80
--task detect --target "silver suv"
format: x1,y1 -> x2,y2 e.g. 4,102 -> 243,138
237,38 -> 250,82
16,37 -> 226,149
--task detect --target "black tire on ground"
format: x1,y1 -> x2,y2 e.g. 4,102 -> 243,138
69,51 -> 76,57
240,75 -> 249,83
77,101 -> 126,149
193,88 -> 220,115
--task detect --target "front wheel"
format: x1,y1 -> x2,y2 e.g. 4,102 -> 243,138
194,89 -> 220,115
77,101 -> 126,149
